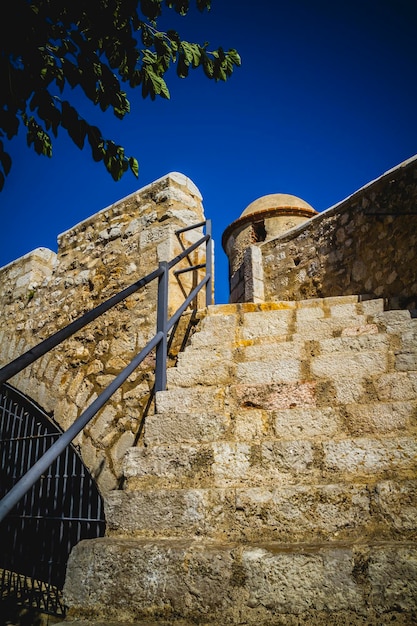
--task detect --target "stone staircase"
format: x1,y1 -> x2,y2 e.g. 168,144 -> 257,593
63,295 -> 417,625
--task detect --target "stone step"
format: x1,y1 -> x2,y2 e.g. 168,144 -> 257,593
123,436 -> 417,490
144,398 -> 415,447
63,536 -> 417,625
105,480 -> 417,544
188,297 -> 386,349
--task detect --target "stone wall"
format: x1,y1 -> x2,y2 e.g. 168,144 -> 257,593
240,156 -> 417,307
0,172 -> 208,493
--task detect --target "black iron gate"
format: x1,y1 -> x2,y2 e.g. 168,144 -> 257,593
0,383 -> 105,617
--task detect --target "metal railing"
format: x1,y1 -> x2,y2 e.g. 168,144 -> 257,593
0,220 -> 212,523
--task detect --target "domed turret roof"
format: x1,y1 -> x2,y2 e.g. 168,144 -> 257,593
241,193 -> 315,218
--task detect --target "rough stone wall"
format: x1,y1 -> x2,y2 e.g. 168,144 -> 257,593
0,172 -> 207,493
244,157 -> 417,307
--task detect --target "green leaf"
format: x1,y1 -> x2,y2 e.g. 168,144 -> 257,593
129,157 -> 139,177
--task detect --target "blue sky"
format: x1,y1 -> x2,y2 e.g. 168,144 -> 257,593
1,0 -> 416,304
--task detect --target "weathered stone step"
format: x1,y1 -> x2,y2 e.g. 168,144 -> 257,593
144,397 -> 416,446
123,436 -> 417,490
63,536 -> 417,625
105,480 -> 417,544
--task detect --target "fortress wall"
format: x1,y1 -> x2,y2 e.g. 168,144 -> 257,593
260,157 -> 417,307
0,172 -> 206,492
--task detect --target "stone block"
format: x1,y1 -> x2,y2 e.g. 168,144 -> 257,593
233,409 -> 266,441
396,352 -> 417,371
327,302 -> 358,318
235,483 -> 371,541
317,333 -> 390,355
156,386 -> 226,415
235,359 -> 302,384
167,357 -> 233,387
341,323 -> 379,336
234,382 -> 317,411
323,437 -> 417,475
358,298 -> 384,316
63,538 -> 371,622
311,351 -> 387,379
243,547 -> 363,614
273,406 -> 341,439
144,411 -> 230,445
123,443 -> 214,487
240,339 -> 304,361
294,316 -> 368,340
188,315 -> 236,348
344,401 -> 415,435
332,375 -> 365,404
373,479 -> 417,531
260,440 -> 314,477
369,547 -> 417,613
296,306 -> 325,322
241,310 -> 292,340
374,372 -> 417,401
374,310 -> 412,334
104,488 -> 234,537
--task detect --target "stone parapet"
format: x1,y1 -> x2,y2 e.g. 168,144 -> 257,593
0,172 -> 208,493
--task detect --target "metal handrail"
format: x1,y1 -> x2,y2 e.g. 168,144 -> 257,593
0,220 -> 212,523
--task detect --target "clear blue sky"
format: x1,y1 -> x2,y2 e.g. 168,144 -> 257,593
1,0 -> 416,304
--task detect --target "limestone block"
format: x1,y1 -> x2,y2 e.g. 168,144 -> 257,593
234,381 -> 317,411
323,437 -> 417,475
296,306 -> 325,322
241,310 -> 292,340
396,352 -> 417,371
327,303 -> 359,318
273,406 -> 341,439
373,480 -> 417,532
144,411 -> 230,445
344,401 -> 415,435
104,488 -> 234,537
311,351 -> 387,379
188,314 -> 236,348
317,333 -> 390,355
64,538 -> 240,622
64,538 -> 371,622
332,375 -> 366,404
233,409 -> 266,441
235,359 -> 302,384
368,547 -> 417,612
239,339 -> 304,362
235,484 -> 371,541
88,405 -> 117,442
341,323 -> 379,336
294,316 -> 368,340
241,547 -> 363,614
374,372 -> 417,401
167,348 -> 233,387
358,298 -> 384,316
155,386 -> 227,415
123,443 -> 214,487
260,440 -> 314,476
211,442 -> 251,483
374,310 -> 411,334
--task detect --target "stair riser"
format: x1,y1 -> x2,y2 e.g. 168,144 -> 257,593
105,480 -> 417,543
64,538 -> 417,624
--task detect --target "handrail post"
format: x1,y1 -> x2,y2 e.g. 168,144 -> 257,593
155,262 -> 169,392
205,219 -> 213,307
